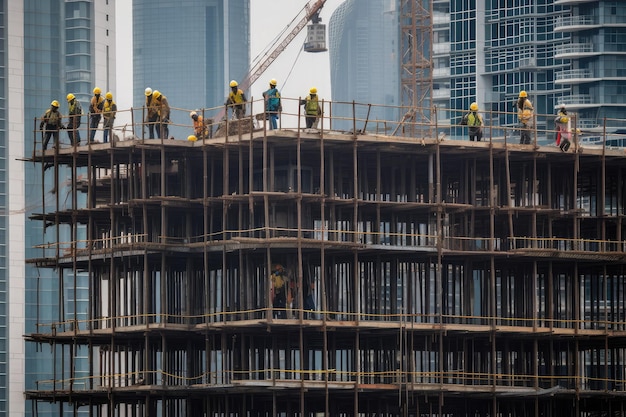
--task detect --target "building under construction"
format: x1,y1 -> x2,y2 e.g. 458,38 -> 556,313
26,103 -> 626,417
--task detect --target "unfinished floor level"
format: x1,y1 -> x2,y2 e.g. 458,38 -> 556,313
26,126 -> 626,417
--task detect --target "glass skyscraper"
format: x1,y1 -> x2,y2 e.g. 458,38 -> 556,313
12,1 -> 115,415
133,0 -> 250,138
330,1 -> 626,141
328,0 -> 399,132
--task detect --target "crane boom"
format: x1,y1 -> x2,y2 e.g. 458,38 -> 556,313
239,0 -> 327,92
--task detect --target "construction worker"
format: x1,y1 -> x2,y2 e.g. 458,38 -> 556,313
102,92 -> 117,143
190,111 -> 208,139
153,90 -> 171,139
66,93 -> 83,145
461,102 -> 484,142
554,104 -> 571,150
39,100 -> 64,150
516,90 -> 534,145
262,78 -> 282,130
144,87 -> 159,139
270,264 -> 288,319
225,80 -> 247,119
89,87 -> 104,142
300,87 -> 322,129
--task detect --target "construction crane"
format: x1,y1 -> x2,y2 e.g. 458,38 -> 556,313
239,0 -> 327,93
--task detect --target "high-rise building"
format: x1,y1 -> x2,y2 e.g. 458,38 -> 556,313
553,1 -> 626,134
14,1 -> 116,416
328,0 -> 399,132
132,0 -> 250,138
331,1 -> 626,142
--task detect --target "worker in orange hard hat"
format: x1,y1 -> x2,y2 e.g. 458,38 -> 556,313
300,87 -> 322,129
225,80 -> 247,119
516,90 -> 534,145
89,87 -> 104,142
460,102 -> 483,142
262,78 -> 282,130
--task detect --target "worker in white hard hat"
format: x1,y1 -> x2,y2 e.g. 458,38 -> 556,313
39,100 -> 64,151
300,87 -> 322,129
144,87 -> 159,139
262,78 -> 282,130
516,90 -> 534,144
225,80 -> 247,119
460,102 -> 483,142
554,104 -> 571,151
190,110 -> 209,139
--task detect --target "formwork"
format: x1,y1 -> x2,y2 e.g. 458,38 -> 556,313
25,104 -> 626,417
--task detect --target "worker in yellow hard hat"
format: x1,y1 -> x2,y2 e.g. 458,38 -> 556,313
262,78 -> 282,130
66,93 -> 83,145
460,102 -> 483,142
554,104 -> 571,151
270,264 -> 288,319
39,100 -> 64,151
153,90 -> 171,139
144,87 -> 159,139
225,80 -> 247,119
89,87 -> 104,142
300,87 -> 322,129
102,92 -> 117,143
516,90 -> 534,144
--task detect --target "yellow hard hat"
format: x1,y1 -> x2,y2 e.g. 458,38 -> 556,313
470,102 -> 478,111
51,100 -> 60,108
187,135 -> 198,142
230,80 -> 238,87
145,87 -> 152,96
519,90 -> 527,98
66,93 -> 75,102
560,116 -> 569,123
153,90 -> 161,99
310,87 -> 317,94
105,92 -> 113,100
270,78 -> 277,86
93,87 -> 101,95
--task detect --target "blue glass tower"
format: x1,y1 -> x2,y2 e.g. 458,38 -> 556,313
19,1 -> 115,415
328,0 -> 400,132
133,0 -> 250,138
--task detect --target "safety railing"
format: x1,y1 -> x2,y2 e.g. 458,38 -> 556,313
30,356 -> 626,392
33,304 -> 626,335
33,96 -> 626,153
34,228 -> 626,259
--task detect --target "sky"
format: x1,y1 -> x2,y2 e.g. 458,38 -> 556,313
115,0 -> 344,116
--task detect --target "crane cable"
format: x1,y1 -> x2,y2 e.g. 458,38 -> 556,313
281,44 -> 305,91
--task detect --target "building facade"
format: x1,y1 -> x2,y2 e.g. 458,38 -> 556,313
553,1 -> 626,133
132,0 -> 250,138
15,1 -> 116,416
330,1 -> 626,142
328,0 -> 400,132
